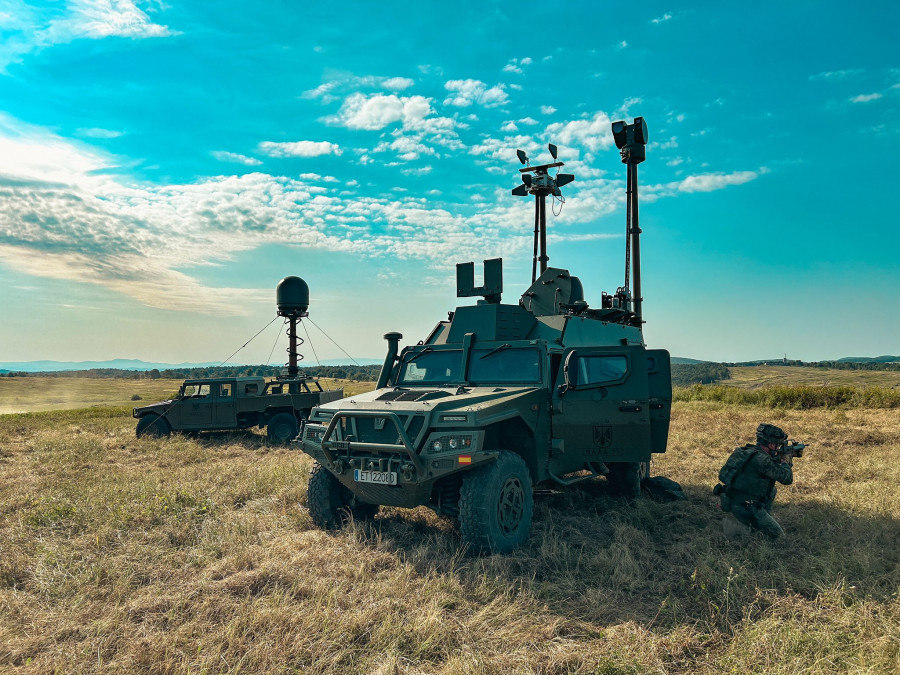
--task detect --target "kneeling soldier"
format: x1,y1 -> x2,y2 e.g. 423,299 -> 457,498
714,423 -> 797,540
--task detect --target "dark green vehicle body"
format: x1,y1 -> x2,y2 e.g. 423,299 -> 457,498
299,265 -> 671,517
133,376 -> 343,441
300,124 -> 671,551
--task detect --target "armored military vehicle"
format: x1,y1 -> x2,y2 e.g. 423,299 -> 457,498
134,276 -> 343,443
298,118 -> 672,552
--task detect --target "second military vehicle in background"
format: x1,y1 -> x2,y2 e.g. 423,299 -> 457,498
134,276 -> 343,443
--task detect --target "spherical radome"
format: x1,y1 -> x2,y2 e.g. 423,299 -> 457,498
276,276 -> 309,314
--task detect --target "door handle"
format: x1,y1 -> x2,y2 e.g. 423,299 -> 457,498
619,405 -> 642,413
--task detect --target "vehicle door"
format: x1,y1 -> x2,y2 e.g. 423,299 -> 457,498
551,346 -> 651,465
214,382 -> 237,427
646,350 -> 672,454
181,383 -> 213,428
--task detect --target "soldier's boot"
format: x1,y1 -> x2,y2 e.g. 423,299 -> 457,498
722,514 -> 753,540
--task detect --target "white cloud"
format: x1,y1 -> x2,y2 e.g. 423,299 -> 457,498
258,140 -> 342,157
652,137 -> 678,150
77,127 -> 124,139
540,106 -> 556,115
444,79 -> 509,108
675,170 -> 762,193
849,93 -> 883,103
502,57 -> 533,74
810,69 -> 864,82
617,41 -> 628,49
299,173 -> 340,183
60,0 -> 174,39
401,166 -> 433,176
546,111 -> 615,152
501,121 -> 518,132
518,117 -> 538,126
302,74 -> 416,103
0,115 -> 773,316
212,150 -> 263,166
0,0 -> 174,68
651,13 -> 673,24
326,93 -> 432,130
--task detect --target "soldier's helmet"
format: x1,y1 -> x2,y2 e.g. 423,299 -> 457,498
756,423 -> 787,446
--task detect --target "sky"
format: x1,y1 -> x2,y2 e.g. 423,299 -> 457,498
0,0 -> 898,366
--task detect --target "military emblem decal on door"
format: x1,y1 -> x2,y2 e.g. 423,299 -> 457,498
593,425 -> 612,448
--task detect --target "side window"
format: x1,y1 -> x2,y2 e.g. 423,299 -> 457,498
244,383 -> 259,395
220,383 -> 232,398
196,384 -> 211,398
579,355 -> 628,385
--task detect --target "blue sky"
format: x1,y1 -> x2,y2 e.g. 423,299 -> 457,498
0,1 -> 897,366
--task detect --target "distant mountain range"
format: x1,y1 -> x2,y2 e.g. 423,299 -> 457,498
0,355 -> 895,374
835,355 -> 900,363
0,358 -> 383,373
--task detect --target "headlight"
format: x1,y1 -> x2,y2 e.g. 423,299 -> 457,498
427,435 -> 474,453
305,426 -> 326,443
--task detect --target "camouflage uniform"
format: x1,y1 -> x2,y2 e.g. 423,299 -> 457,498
719,425 -> 793,539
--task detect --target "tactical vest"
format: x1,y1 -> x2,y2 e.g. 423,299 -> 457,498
718,444 -> 760,490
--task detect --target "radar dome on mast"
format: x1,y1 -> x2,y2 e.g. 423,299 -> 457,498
276,276 -> 309,316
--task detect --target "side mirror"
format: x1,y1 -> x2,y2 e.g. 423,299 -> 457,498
561,350 -> 579,395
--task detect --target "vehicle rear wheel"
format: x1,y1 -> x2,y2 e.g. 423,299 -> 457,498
606,461 -> 647,499
266,413 -> 299,444
307,462 -> 378,529
136,414 -> 171,438
458,450 -> 533,554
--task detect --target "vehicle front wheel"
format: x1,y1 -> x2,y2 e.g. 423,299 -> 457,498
458,450 -> 533,554
136,414 -> 171,438
307,462 -> 378,530
266,413 -> 299,444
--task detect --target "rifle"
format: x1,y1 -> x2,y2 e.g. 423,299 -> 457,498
780,440 -> 807,459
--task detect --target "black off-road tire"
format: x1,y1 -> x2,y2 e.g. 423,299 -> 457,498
307,462 -> 378,530
266,413 -> 299,444
607,461 -> 648,499
458,450 -> 533,554
136,414 -> 172,438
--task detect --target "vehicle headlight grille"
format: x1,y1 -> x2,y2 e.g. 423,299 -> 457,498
427,435 -> 474,454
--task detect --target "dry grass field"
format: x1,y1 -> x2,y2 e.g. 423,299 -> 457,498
725,366 -> 900,390
0,377 -> 373,415
0,373 -> 898,673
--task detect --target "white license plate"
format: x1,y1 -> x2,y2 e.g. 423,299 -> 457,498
354,469 -> 397,485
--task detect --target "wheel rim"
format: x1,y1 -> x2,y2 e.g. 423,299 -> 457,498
272,421 -> 292,440
496,476 -> 525,536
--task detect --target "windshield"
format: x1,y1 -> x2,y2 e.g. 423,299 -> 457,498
468,347 -> 542,385
397,349 -> 462,385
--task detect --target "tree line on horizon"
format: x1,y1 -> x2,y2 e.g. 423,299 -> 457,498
2,360 -> 897,385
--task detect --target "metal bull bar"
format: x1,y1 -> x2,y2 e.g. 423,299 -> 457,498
319,410 -> 425,476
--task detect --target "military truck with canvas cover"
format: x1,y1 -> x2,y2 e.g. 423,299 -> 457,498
299,118 -> 672,552
134,376 -> 343,443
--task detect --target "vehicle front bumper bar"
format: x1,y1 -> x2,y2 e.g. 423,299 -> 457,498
318,410 -> 425,476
